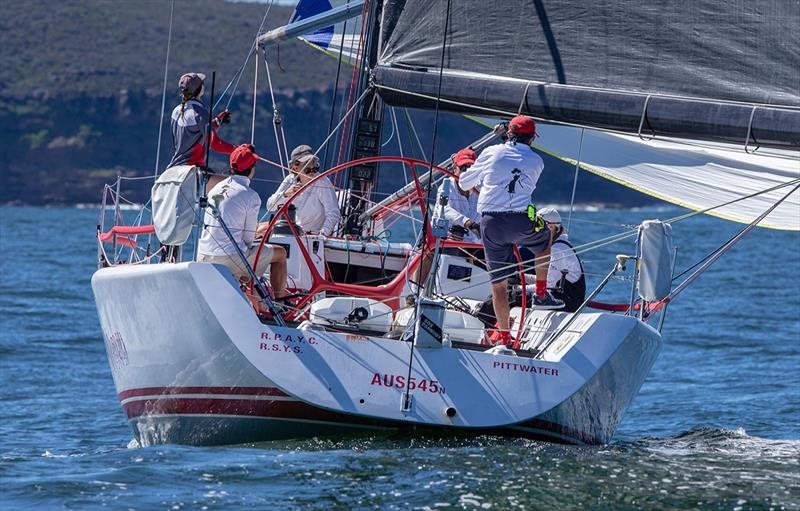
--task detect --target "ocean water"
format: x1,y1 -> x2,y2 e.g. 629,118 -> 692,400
1,205 -> 798,510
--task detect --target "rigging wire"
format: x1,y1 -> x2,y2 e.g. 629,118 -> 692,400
260,48 -> 288,172
218,0 -> 274,111
335,0 -> 371,167
566,127 -> 584,231
404,108 -> 427,160
153,0 -> 175,177
322,14 -> 349,171
251,45 -> 259,144
667,181 -> 800,302
391,107 -> 418,238
402,0 -> 453,412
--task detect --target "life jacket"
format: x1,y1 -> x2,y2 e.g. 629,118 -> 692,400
550,238 -> 586,312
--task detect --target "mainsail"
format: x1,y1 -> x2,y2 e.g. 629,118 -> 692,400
375,0 -> 800,149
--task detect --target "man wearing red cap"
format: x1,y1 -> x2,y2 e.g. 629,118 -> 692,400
197,144 -> 287,300
458,115 -> 563,346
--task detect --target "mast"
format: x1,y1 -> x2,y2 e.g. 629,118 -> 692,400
340,0 -> 386,236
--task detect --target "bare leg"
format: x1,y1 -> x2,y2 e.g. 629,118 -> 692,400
270,247 -> 288,299
492,280 -> 511,330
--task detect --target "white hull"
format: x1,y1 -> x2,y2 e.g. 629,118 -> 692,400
92,263 -> 661,446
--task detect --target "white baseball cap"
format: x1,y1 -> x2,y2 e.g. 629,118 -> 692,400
537,206 -> 561,224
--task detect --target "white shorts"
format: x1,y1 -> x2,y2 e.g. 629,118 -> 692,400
197,244 -> 275,280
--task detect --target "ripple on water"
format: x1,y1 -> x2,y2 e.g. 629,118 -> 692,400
1,206 -> 798,509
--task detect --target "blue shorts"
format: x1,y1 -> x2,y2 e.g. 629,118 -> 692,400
481,211 -> 551,281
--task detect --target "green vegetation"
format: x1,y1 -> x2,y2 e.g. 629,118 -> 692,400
0,0 -> 338,98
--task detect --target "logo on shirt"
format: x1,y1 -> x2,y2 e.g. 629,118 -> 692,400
507,168 -> 522,193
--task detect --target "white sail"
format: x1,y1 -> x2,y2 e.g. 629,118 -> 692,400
535,124 -> 799,230
470,118 -> 800,230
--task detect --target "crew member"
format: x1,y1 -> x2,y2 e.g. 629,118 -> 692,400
197,144 -> 288,300
433,148 -> 481,242
458,116 -> 563,346
538,207 -> 586,312
267,147 -> 341,236
167,72 -> 235,169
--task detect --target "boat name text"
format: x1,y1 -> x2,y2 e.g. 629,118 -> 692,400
492,361 -> 558,376
370,373 -> 446,394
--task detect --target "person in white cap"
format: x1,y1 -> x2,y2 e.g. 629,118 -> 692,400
167,72 -> 236,168
266,147 -> 341,236
537,207 -> 586,312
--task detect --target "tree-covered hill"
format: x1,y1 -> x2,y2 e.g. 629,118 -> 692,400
0,0 -> 333,98
0,0 -> 650,207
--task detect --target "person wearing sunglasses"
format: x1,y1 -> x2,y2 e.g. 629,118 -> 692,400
267,148 -> 341,236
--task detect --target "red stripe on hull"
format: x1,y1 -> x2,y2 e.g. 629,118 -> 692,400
119,387 -> 599,444
122,397 -> 394,429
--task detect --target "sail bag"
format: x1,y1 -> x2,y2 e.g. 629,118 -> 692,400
151,165 -> 198,245
638,221 -> 674,302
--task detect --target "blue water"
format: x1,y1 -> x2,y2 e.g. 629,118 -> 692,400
1,206 -> 798,509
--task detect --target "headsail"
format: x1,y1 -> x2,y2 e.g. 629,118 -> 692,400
537,126 -> 800,230
258,0 -> 365,64
258,0 -> 364,60
375,0 -> 800,149
468,117 -> 800,230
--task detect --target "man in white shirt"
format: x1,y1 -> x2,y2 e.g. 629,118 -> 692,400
458,116 -> 563,346
197,144 -> 287,299
267,149 -> 341,236
433,148 -> 481,242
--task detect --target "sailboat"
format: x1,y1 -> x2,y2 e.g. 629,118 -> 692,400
91,0 -> 799,447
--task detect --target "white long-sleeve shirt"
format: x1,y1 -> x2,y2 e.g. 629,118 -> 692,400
266,174 -> 342,236
548,233 -> 583,288
432,176 -> 481,242
458,141 -> 544,214
198,175 -> 260,256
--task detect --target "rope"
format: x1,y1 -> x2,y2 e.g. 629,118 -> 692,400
566,127 -> 584,231
667,181 -> 800,302
404,108 -> 427,160
216,0 -> 274,111
251,47 -> 259,145
322,14 -> 348,171
261,48 -> 287,172
402,0 -> 452,411
153,0 -> 174,177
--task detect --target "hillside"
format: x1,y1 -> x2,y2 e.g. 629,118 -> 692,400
0,0 -> 651,207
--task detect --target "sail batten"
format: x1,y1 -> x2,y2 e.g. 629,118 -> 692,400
376,0 -> 800,149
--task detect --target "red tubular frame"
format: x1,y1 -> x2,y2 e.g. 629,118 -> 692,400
252,156 -> 455,318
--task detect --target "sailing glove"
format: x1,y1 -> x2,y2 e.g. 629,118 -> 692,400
213,110 -> 232,128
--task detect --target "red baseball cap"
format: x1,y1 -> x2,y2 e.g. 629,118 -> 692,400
453,148 -> 477,167
230,144 -> 260,171
508,115 -> 536,136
